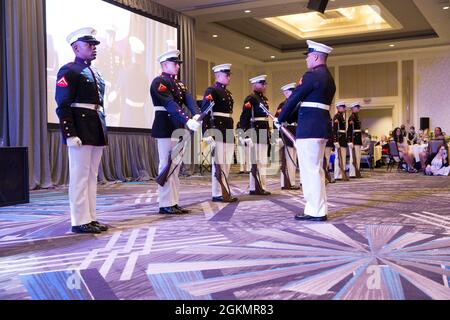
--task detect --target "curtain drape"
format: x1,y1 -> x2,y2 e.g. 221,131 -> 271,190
1,0 -> 7,147
2,0 -> 52,189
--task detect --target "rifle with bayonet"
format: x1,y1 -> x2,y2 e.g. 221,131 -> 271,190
323,155 -> 333,183
336,145 -> 349,181
155,99 -> 215,187
280,143 -> 293,189
258,103 -> 296,146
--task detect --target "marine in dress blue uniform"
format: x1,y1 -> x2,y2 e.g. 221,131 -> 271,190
347,102 -> 363,177
201,64 -> 238,202
333,102 -> 349,180
275,83 -> 300,190
276,40 -> 336,221
55,27 -> 109,234
239,75 -> 271,195
150,49 -> 201,214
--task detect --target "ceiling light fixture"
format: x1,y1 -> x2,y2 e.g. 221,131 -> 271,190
389,44 -> 395,47
212,34 -> 218,38
245,46 -> 250,50
244,10 -> 251,13
443,6 -> 449,10
270,56 -> 276,59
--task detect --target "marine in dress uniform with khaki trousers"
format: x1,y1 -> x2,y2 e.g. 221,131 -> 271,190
333,102 -> 349,181
275,83 -> 300,190
55,27 -> 109,234
150,49 -> 201,215
347,102 -> 363,178
239,75 -> 272,196
275,40 -> 336,222
201,64 -> 238,203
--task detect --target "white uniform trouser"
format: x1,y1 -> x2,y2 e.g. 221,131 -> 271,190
296,139 -> 327,217
68,145 -> 104,226
280,146 -> 298,188
249,143 -> 268,191
157,138 -> 182,208
349,144 -> 362,177
324,147 -> 333,180
237,144 -> 251,172
334,147 -> 347,179
212,141 -> 235,197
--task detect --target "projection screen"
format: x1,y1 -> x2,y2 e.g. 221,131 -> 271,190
46,0 -> 178,130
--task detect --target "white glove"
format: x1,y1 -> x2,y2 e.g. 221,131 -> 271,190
203,136 -> 216,148
67,136 -> 82,147
276,138 -> 284,147
193,114 -> 201,121
186,119 -> 201,132
334,142 -> 340,149
273,118 -> 281,129
348,142 -> 354,148
244,138 -> 254,148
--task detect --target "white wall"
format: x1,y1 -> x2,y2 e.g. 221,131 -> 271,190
416,53 -> 450,135
358,108 -> 393,139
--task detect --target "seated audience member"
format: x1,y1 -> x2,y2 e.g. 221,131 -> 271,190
393,127 -> 417,173
425,144 -> 450,176
433,127 -> 446,140
416,129 -> 428,144
376,135 -> 389,155
400,124 -> 407,138
361,132 -> 371,153
418,127 -> 447,170
407,126 -> 417,145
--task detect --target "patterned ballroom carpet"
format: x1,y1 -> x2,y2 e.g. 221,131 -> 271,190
1,168 -> 449,300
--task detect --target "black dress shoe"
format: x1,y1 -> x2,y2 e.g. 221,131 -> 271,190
71,223 -> 101,234
174,205 -> 190,214
90,221 -> 108,231
159,206 -> 182,214
294,214 -> 327,221
282,186 -> 301,190
249,190 -> 271,196
212,196 -> 238,203
238,171 -> 245,174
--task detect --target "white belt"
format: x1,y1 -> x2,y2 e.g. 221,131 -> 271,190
253,117 -> 268,121
212,112 -> 232,118
354,129 -> 362,132
154,106 -> 167,112
71,103 -> 100,111
301,102 -> 330,111
338,130 -> 346,133
125,98 -> 144,108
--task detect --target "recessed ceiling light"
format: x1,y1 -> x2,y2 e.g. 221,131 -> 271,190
212,34 -> 218,38
443,6 -> 449,10
270,56 -> 276,59
389,44 -> 395,47
245,46 -> 250,50
244,10 -> 251,13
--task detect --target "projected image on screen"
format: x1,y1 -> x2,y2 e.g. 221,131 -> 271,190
46,0 -> 178,130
